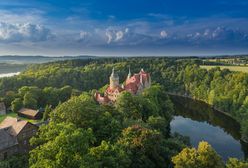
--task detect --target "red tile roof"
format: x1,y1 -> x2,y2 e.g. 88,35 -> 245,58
105,86 -> 124,94
125,69 -> 150,94
125,82 -> 138,94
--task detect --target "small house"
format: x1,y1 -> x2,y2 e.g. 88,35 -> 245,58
0,117 -> 38,160
18,108 -> 43,120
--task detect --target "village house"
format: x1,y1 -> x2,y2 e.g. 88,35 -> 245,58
18,108 -> 43,120
0,117 -> 38,160
95,68 -> 151,104
0,102 -> 6,115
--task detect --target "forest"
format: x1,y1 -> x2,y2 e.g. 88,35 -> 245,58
0,57 -> 248,167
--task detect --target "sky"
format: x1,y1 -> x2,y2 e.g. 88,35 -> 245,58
0,0 -> 248,56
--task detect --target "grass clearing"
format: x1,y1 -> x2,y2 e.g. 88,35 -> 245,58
0,112 -> 17,122
200,65 -> 248,73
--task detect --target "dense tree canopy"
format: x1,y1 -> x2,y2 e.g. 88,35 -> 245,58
172,141 -> 248,168
1,57 -> 248,167
28,85 -> 187,168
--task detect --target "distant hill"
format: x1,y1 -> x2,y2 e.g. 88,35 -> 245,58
0,55 -> 96,64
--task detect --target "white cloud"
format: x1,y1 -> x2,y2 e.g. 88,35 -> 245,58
204,29 -> 210,36
105,28 -> 129,44
125,28 -> 129,33
0,10 -> 44,24
0,22 -> 54,42
186,27 -> 248,42
115,31 -> 124,41
79,31 -> 90,39
105,31 -> 113,44
160,30 -> 168,38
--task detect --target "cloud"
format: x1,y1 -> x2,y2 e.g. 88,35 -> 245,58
160,30 -> 168,38
185,27 -> 248,43
105,28 -> 130,44
75,25 -> 248,52
0,9 -> 44,24
0,22 -> 54,42
105,30 -> 113,44
115,31 -> 124,41
79,31 -> 91,41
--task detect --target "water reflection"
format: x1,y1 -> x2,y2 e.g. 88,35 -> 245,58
0,72 -> 20,78
170,95 -> 248,160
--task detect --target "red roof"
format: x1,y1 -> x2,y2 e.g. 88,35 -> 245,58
124,69 -> 150,94
125,82 -> 138,94
105,86 -> 124,94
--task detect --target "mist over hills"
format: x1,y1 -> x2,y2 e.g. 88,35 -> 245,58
0,55 -> 96,64
1,54 -> 248,64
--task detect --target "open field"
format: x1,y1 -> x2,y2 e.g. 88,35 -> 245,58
200,65 -> 248,73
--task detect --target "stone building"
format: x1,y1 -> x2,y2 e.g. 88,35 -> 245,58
0,102 -> 6,115
95,68 -> 151,104
0,117 -> 38,160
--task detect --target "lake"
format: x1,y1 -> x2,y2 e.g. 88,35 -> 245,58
0,72 -> 20,78
170,95 -> 248,161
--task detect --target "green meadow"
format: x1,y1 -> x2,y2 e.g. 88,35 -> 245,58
200,65 -> 248,73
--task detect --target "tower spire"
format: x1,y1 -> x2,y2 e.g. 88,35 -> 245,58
111,68 -> 115,77
110,67 -> 119,89
127,66 -> 131,79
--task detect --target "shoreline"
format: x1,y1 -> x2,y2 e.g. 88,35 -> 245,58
168,92 -> 248,143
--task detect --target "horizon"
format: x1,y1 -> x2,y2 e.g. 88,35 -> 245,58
0,0 -> 247,56
0,53 -> 248,58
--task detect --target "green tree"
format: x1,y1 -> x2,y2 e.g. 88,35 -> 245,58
0,155 -> 28,168
23,92 -> 37,109
118,125 -> 165,168
11,98 -> 23,112
4,91 -> 16,107
172,141 -> 224,168
226,158 -> 248,168
115,91 -> 143,120
59,85 -> 72,102
88,141 -> 130,168
42,105 -> 53,121
147,116 -> 169,137
29,123 -> 95,168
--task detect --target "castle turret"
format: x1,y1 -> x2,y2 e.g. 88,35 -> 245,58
109,68 -> 119,89
127,67 -> 131,79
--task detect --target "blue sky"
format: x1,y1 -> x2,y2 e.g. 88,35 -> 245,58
0,0 -> 248,56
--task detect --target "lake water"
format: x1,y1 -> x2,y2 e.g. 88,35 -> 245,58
170,95 -> 248,161
0,72 -> 20,78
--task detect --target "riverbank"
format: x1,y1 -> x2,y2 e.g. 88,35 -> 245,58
168,92 -> 235,119
168,92 -> 248,143
170,94 -> 248,159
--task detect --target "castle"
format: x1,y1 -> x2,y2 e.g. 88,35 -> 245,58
95,68 -> 151,104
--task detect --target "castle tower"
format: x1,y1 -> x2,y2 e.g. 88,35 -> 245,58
140,68 -> 144,85
109,68 -> 119,89
127,67 -> 131,79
